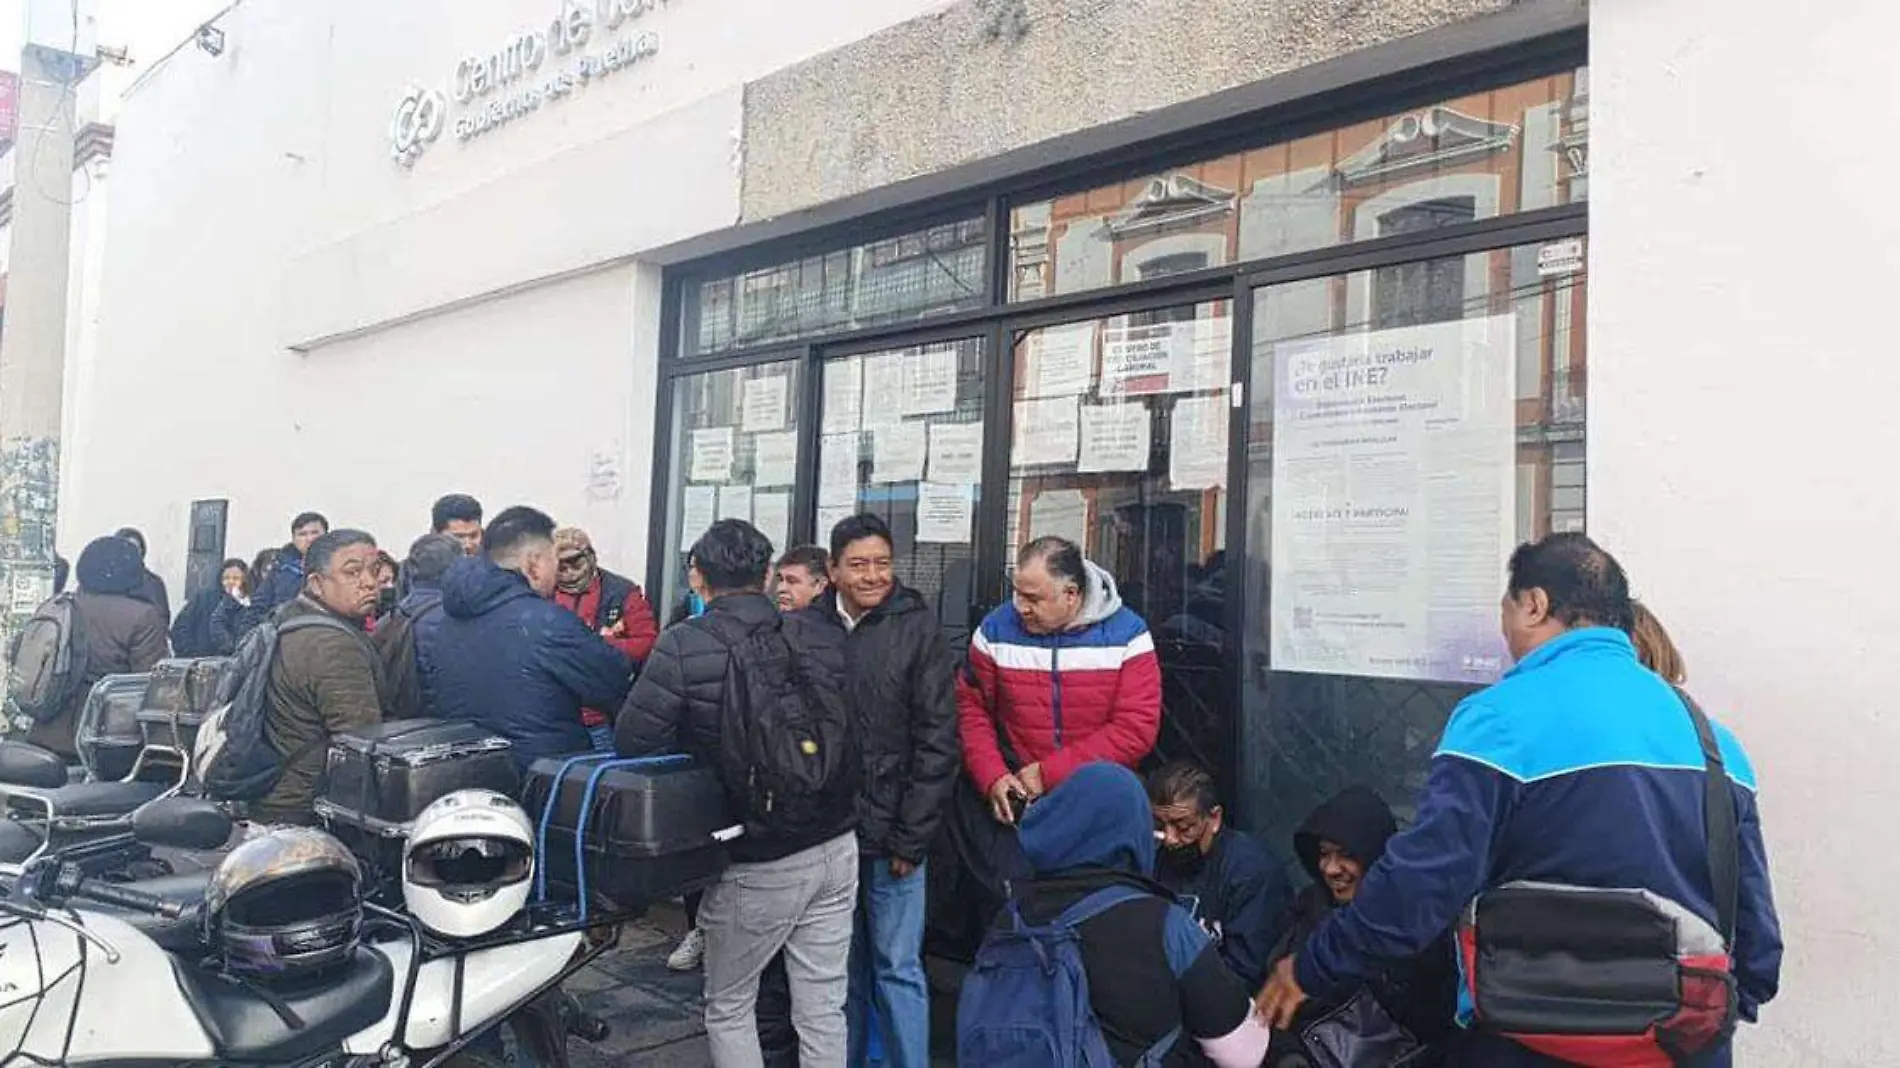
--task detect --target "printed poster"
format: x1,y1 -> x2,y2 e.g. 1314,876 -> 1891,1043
741,375 -> 789,433
873,422 -> 928,483
751,431 -> 798,487
906,345 -> 960,415
1168,396 -> 1228,490
816,505 -> 857,544
1268,315 -> 1517,685
1012,397 -> 1080,467
916,482 -> 974,544
752,491 -> 792,551
863,353 -> 909,428
927,422 -> 984,484
1027,489 -> 1089,548
823,358 -> 863,435
679,485 -> 717,542
688,427 -> 735,483
716,484 -> 753,523
1101,323 -> 1175,396
819,434 -> 861,506
1077,403 -> 1151,473
1029,322 -> 1095,398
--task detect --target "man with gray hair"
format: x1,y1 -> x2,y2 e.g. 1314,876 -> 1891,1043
373,533 -> 461,720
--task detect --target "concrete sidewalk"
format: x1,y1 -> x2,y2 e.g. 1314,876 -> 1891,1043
566,908 -> 710,1068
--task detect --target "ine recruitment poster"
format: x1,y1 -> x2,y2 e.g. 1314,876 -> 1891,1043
1268,315 -> 1516,685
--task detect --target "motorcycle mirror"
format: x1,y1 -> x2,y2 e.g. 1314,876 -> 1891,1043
0,741 -> 69,790
131,797 -> 234,852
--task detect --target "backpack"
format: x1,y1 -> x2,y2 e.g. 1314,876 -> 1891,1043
8,593 -> 87,724
704,614 -> 855,841
371,596 -> 443,720
194,612 -> 360,801
957,884 -> 1181,1068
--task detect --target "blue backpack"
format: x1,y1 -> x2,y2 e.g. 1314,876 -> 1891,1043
957,884 -> 1182,1068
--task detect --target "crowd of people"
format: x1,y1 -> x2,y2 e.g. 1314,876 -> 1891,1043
25,498 -> 1783,1068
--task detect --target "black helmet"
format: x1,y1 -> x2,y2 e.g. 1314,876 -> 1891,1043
203,827 -> 363,981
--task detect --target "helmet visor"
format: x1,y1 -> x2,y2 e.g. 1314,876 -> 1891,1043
408,835 -> 532,895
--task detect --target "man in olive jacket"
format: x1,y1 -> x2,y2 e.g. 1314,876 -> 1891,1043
28,536 -> 170,759
254,529 -> 390,826
806,513 -> 959,1068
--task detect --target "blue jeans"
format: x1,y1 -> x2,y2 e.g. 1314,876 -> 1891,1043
845,856 -> 928,1068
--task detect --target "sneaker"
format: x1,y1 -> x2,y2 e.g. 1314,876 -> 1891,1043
666,926 -> 705,971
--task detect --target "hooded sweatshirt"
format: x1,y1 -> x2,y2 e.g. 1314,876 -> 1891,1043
426,556 -> 633,769
958,559 -> 1163,793
1002,763 -> 1267,1068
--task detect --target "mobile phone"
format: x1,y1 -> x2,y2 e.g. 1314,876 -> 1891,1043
1007,789 -> 1029,824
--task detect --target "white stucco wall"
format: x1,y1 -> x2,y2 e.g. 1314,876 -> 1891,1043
65,0 -> 949,588
1592,3 -> 1900,1063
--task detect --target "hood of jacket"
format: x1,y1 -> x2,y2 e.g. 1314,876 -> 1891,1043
1293,785 -> 1398,882
440,556 -> 539,619
1075,559 -> 1124,628
1020,762 -> 1157,878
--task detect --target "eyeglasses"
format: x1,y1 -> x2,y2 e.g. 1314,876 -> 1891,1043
557,552 -> 592,570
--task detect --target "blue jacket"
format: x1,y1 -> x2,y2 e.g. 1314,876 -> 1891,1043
1155,825 -> 1292,988
1296,628 -> 1782,1067
429,556 -> 634,770
399,586 -> 448,717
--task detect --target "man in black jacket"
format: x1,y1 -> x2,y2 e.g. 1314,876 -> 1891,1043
805,513 -> 957,1068
617,519 -> 857,1068
1148,760 -> 1293,988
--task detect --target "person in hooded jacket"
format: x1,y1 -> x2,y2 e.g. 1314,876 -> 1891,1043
170,558 -> 251,657
428,507 -> 634,771
800,513 -> 958,1068
1261,786 -> 1458,1067
234,512 -> 329,639
550,526 -> 660,750
113,527 -> 172,624
958,535 -> 1163,819
28,536 -> 170,759
374,533 -> 461,720
1148,760 -> 1293,989
976,761 -> 1270,1068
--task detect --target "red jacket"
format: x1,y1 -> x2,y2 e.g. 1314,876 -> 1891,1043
956,562 -> 1162,793
553,569 -> 658,727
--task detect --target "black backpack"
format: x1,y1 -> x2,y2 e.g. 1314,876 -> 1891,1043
8,593 -> 87,724
705,614 -> 855,840
371,596 -> 443,721
195,612 -> 359,801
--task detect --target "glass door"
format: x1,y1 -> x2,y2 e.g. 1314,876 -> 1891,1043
1003,298 -> 1235,775
815,336 -> 989,645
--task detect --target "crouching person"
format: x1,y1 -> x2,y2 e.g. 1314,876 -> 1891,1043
1262,787 -> 1458,1068
957,762 -> 1270,1068
1149,760 -> 1293,989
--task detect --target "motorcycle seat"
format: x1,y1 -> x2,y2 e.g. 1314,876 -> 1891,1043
172,947 -> 394,1062
6,779 -> 166,819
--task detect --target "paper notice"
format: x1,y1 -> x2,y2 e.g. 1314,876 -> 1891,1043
741,375 -> 789,433
863,353 -> 909,427
1101,324 -> 1175,396
927,422 -> 984,484
752,491 -> 792,551
816,505 -> 857,544
751,431 -> 799,487
1169,395 -> 1229,490
916,482 -> 975,544
819,434 -> 861,506
1028,489 -> 1089,548
906,345 -> 960,415
1029,322 -> 1095,398
679,485 -> 717,542
1077,403 -> 1152,473
1012,397 -> 1080,467
1175,318 -> 1232,394
688,427 -> 735,483
823,357 -> 863,435
716,484 -> 753,523
873,422 -> 928,483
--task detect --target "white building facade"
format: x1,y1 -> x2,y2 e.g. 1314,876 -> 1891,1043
63,1 -> 1900,1062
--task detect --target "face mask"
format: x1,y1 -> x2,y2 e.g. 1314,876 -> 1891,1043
1159,842 -> 1206,876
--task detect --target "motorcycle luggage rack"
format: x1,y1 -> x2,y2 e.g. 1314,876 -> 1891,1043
0,753 -> 192,864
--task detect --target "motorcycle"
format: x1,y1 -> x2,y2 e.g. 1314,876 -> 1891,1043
0,735 -> 201,880
0,795 -> 616,1067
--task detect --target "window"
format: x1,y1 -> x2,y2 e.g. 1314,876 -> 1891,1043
1008,68 -> 1588,301
1006,300 -> 1233,770
687,216 -> 988,356
1238,236 -> 1587,842
656,359 -> 803,612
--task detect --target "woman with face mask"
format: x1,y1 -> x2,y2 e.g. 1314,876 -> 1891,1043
171,557 -> 253,657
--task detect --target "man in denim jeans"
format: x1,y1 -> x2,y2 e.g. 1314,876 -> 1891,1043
618,519 -> 859,1068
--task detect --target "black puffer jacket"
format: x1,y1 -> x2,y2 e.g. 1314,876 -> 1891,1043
805,586 -> 959,865
616,591 -> 853,863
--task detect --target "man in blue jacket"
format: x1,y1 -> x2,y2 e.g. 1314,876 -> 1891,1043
427,505 -> 634,770
1257,533 -> 1782,1066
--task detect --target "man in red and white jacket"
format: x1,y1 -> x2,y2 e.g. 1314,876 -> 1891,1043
957,535 -> 1162,822
552,527 -> 659,749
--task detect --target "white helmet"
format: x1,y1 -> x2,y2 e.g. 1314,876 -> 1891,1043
403,789 -> 535,939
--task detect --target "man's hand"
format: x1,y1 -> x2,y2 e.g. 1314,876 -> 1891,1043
601,621 -> 626,638
987,773 -> 1029,824
1018,763 -> 1046,799
1255,956 -> 1309,1030
890,857 -> 918,878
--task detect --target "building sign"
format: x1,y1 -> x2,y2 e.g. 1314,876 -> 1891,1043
390,0 -> 674,167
